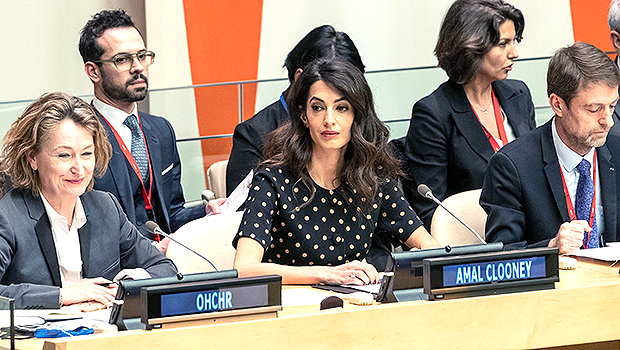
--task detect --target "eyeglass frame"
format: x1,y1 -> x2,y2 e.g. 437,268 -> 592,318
94,50 -> 155,71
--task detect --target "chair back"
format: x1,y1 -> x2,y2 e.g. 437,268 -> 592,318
430,189 -> 486,246
166,210 -> 243,273
207,160 -> 228,199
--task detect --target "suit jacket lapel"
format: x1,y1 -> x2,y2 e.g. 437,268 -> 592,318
95,110 -> 136,220
493,81 -> 530,137
541,120 -> 571,223
597,145 -> 617,242
612,85 -> 620,131
447,81 -> 496,162
140,114 -> 168,222
78,221 -> 91,277
28,196 -> 62,286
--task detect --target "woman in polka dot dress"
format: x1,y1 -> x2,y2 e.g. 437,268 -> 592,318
233,58 -> 440,285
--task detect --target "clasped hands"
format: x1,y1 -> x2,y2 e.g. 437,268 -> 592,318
60,277 -> 118,312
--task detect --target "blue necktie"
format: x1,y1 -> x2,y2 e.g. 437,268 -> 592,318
123,114 -> 149,183
575,159 -> 599,249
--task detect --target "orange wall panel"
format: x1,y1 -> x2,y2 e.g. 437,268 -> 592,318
183,0 -> 263,180
570,0 -> 614,52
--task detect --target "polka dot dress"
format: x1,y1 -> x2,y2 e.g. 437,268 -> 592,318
233,167 -> 423,266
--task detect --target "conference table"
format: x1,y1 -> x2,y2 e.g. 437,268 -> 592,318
2,257 -> 619,350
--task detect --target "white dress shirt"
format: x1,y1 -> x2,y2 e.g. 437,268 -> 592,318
40,194 -> 87,287
93,97 -> 139,152
551,119 -> 604,236
488,108 -> 516,149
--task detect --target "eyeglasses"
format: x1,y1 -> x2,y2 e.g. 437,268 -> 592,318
95,50 -> 155,71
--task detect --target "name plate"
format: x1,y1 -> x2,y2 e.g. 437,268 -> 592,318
141,275 -> 282,329
423,247 -> 559,300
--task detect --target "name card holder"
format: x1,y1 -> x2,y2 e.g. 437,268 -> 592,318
423,247 -> 559,300
141,275 -> 282,330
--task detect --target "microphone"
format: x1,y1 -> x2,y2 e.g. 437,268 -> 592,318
145,221 -> 220,271
417,184 -> 486,245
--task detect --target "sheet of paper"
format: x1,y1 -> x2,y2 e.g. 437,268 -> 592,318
281,287 -> 335,307
338,283 -> 381,294
0,308 -> 112,328
219,169 -> 253,213
570,242 -> 620,261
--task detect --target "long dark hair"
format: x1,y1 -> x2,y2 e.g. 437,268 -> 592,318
284,25 -> 365,83
262,58 -> 401,213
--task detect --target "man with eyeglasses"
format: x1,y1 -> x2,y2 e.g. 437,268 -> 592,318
79,9 -> 223,250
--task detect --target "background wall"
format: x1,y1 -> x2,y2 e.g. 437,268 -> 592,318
0,0 -> 615,201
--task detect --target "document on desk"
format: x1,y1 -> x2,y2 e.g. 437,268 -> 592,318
338,283 -> 381,294
0,309 -> 111,328
570,242 -> 620,261
281,287 -> 335,307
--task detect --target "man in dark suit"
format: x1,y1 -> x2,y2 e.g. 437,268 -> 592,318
226,25 -> 365,195
608,0 -> 620,135
78,10 -> 222,244
481,42 -> 620,253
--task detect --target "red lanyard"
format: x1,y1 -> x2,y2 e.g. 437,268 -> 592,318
559,152 -> 597,248
471,90 -> 508,152
98,110 -> 154,212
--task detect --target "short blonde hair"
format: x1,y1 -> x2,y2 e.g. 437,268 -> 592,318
0,92 -> 111,195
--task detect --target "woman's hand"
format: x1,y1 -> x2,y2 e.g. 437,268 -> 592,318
321,261 -> 380,286
405,226 -> 442,250
60,277 -> 118,307
61,300 -> 112,312
234,237 -> 380,285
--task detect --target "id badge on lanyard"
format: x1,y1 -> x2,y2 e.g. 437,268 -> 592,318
98,111 -> 159,234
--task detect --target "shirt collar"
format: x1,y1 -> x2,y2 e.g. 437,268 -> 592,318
40,193 -> 87,229
552,117 -> 595,173
93,96 -> 138,130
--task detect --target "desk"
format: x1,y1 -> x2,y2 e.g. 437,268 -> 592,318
3,258 -> 620,350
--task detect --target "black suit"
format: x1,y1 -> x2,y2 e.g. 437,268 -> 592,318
480,120 -> 620,249
0,189 -> 176,309
94,110 -> 205,239
611,84 -> 620,137
403,79 -> 536,228
226,100 -> 289,196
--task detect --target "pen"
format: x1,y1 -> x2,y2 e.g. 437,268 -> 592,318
98,281 -> 118,287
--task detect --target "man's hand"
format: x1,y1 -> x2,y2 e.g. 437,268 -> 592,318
206,198 -> 227,215
548,220 -> 589,254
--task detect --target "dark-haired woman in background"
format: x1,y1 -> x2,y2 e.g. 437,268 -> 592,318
226,24 -> 366,195
233,59 -> 439,285
403,0 -> 536,229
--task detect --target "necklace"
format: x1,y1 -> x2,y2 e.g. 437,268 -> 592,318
472,103 -> 491,116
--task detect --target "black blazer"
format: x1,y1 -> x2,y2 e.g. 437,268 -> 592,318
0,189 -> 177,309
226,100 -> 289,196
403,79 -> 536,228
94,110 -> 205,237
480,120 -> 620,249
